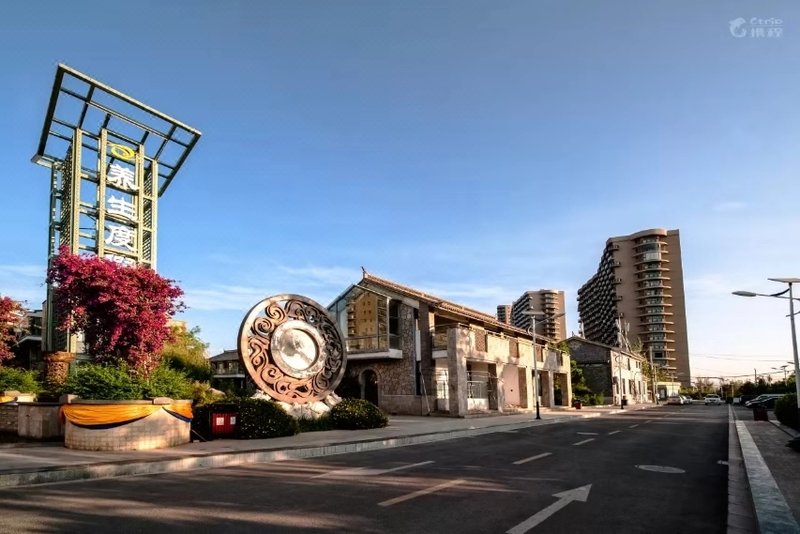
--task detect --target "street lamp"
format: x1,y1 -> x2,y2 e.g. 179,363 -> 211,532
733,277 -> 800,424
773,365 -> 789,383
522,309 -> 566,420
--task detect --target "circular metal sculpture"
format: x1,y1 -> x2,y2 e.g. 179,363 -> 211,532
237,295 -> 346,403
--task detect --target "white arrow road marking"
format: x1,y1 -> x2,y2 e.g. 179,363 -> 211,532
513,452 -> 552,465
506,484 -> 592,533
572,438 -> 594,446
607,430 -> 621,435
314,460 -> 433,478
576,432 -> 599,435
378,478 -> 466,507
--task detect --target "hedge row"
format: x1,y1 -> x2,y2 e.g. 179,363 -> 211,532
194,398 -> 388,440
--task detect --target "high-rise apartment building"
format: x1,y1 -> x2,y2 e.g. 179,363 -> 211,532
577,228 -> 690,386
496,305 -> 512,325
502,290 -> 567,341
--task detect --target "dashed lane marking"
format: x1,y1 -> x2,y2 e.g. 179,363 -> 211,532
576,432 -> 599,436
513,452 -> 553,465
607,430 -> 621,435
629,424 -> 640,428
572,438 -> 595,446
378,478 -> 466,507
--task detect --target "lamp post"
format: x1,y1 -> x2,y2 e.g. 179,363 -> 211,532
773,365 -> 789,384
733,277 -> 800,424
523,309 -> 566,420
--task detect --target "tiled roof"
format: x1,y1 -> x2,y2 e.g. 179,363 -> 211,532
208,350 -> 239,362
362,271 -> 532,338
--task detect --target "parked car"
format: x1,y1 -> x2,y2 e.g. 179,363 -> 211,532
704,394 -> 722,405
681,395 -> 693,405
745,394 -> 784,408
747,395 -> 785,410
666,394 -> 683,405
739,395 -> 757,405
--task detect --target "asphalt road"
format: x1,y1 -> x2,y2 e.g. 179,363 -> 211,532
0,405 -> 729,534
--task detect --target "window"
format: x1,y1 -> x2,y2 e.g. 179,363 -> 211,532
389,300 -> 401,349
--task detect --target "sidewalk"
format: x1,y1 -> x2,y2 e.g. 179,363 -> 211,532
732,405 -> 800,533
0,405 -> 641,488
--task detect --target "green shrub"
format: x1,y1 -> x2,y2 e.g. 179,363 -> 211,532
61,362 -> 194,400
237,398 -> 298,439
0,367 -> 41,393
593,393 -> 604,406
297,414 -> 333,433
775,394 -> 798,429
62,363 -> 143,400
329,398 -> 388,430
141,365 -> 194,399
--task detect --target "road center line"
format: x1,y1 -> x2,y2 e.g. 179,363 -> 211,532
629,424 -> 640,428
572,438 -> 595,446
513,452 -> 552,465
378,478 -> 466,507
607,430 -> 621,435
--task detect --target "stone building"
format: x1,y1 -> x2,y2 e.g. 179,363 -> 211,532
328,271 -> 572,417
565,336 -> 650,405
208,350 -> 249,392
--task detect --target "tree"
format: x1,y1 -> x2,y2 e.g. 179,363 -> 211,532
0,296 -> 24,363
46,247 -> 184,376
160,325 -> 212,381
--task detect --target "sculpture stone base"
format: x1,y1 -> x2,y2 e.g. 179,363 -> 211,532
252,391 -> 342,420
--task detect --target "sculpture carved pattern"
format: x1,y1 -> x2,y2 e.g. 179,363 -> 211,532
238,295 -> 346,403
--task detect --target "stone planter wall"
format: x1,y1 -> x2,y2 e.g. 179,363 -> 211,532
0,392 -> 37,434
0,404 -> 17,433
18,403 -> 64,439
64,399 -> 192,451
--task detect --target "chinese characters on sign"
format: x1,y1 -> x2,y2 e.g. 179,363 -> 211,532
103,145 -> 139,266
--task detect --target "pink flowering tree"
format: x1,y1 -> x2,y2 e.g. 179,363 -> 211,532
0,296 -> 24,363
46,247 -> 185,376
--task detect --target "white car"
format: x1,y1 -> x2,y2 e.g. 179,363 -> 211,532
681,396 -> 693,405
704,394 -> 722,405
666,394 -> 683,405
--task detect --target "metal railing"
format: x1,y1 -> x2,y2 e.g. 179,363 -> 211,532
345,334 -> 401,354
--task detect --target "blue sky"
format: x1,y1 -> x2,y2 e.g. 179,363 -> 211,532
1,1 -> 799,383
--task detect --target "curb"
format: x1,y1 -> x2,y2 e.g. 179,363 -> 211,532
0,413 -> 601,488
732,406 -> 800,533
727,405 -> 757,533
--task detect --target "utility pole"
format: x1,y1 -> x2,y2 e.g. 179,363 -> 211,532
754,368 -> 757,384
649,346 -> 656,403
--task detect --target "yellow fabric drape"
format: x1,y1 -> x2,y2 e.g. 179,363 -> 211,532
62,404 -> 161,426
165,403 -> 193,420
0,396 -> 15,404
61,403 -> 194,427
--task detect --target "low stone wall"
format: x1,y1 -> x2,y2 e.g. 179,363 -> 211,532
65,400 -> 191,451
0,392 -> 37,434
0,404 -> 17,433
18,403 -> 64,439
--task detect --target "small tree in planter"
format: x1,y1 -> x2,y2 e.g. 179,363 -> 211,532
0,296 -> 24,364
47,248 -> 194,451
46,246 -> 185,376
